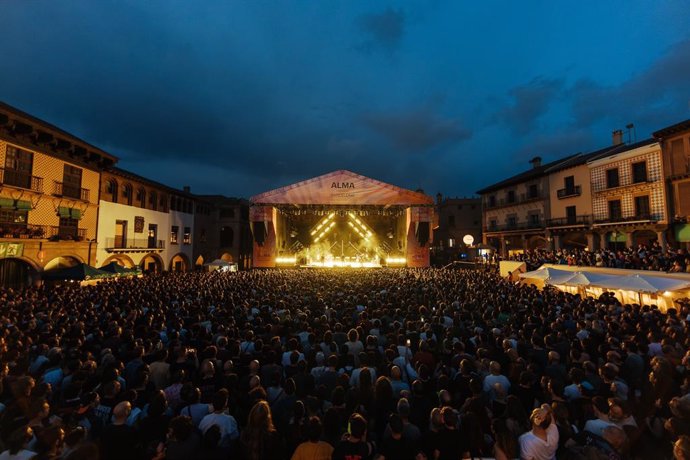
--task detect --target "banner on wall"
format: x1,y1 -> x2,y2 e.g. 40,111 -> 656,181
0,243 -> 24,258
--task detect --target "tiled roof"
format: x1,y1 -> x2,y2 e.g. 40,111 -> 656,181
476,155 -> 577,195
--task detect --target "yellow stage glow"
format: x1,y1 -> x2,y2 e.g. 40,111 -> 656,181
276,257 -> 297,265
386,257 -> 406,265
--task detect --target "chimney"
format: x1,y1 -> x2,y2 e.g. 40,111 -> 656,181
436,192 -> 443,205
529,156 -> 542,169
612,129 -> 624,146
183,186 -> 191,193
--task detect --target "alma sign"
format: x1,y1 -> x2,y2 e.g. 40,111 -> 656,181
331,182 -> 355,189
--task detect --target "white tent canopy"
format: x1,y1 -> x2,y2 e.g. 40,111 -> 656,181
204,259 -> 235,267
557,272 -> 609,287
593,274 -> 690,293
519,267 -> 574,284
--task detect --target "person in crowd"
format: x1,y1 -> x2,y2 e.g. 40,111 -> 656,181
290,416 -> 333,460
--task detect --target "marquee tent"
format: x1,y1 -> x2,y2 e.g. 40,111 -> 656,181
592,273 -> 690,293
519,267 -> 575,284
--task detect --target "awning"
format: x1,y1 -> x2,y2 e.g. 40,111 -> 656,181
57,207 -> 82,219
0,198 -> 31,210
519,267 -> 574,284
593,274 -> 690,293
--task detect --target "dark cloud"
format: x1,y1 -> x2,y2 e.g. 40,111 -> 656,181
514,129 -> 594,162
496,77 -> 564,135
361,106 -> 472,152
356,7 -> 406,53
570,38 -> 690,128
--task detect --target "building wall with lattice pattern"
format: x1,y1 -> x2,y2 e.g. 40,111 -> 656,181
589,147 -> 666,222
0,139 -> 100,240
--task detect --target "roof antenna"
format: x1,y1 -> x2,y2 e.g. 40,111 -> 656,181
626,123 -> 635,143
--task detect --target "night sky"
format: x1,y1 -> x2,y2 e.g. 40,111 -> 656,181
3,1 -> 690,198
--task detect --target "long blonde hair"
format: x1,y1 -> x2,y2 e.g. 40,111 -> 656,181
242,400 -> 276,460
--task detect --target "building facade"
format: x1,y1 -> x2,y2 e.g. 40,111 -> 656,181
432,194 -> 482,264
0,103 -> 115,286
654,119 -> 690,250
588,139 -> 668,250
96,169 -> 196,272
478,157 -> 555,256
193,195 -> 252,269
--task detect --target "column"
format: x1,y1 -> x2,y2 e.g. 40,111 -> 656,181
500,237 -> 507,257
553,234 -> 561,251
657,230 -> 668,252
599,233 -> 607,250
521,234 -> 527,251
586,233 -> 596,251
625,231 -> 634,248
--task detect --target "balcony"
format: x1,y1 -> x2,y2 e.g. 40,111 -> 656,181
48,226 -> 87,241
53,181 -> 90,202
0,168 -> 44,193
0,223 -> 48,239
546,215 -> 591,227
592,213 -> 658,225
484,221 -> 545,233
556,185 -> 581,199
104,237 -> 165,253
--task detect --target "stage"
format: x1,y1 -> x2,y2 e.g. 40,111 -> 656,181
249,171 -> 434,268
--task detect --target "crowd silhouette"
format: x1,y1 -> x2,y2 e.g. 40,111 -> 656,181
0,267 -> 689,459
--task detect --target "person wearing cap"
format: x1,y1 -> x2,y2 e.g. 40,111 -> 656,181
519,404 -> 559,460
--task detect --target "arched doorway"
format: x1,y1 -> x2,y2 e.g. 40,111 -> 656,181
562,232 -> 588,249
220,252 -> 234,262
169,253 -> 190,272
528,236 -> 549,250
140,253 -> 163,273
195,255 -> 204,266
44,255 -> 82,271
633,229 -> 657,247
606,231 -> 627,251
0,258 -> 39,288
101,254 -> 135,268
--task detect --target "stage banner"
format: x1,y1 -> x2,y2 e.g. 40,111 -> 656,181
251,206 -> 277,268
250,170 -> 434,206
406,207 -> 431,268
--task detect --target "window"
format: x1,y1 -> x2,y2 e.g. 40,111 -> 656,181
59,217 -> 79,239
122,184 -> 132,205
634,195 -> 650,216
62,165 -> 83,199
4,146 -> 34,189
448,238 -> 455,248
159,195 -> 167,212
137,188 -> 146,207
606,168 -> 620,188
632,161 -> 648,183
0,209 -> 28,225
170,225 -> 179,244
489,219 -> 497,229
447,215 -> 455,227
220,226 -> 234,247
528,184 -> 539,198
471,204 -> 476,210
200,228 -> 207,243
183,227 -> 191,245
566,205 -> 577,224
149,191 -> 158,211
671,139 -> 688,175
507,216 -> 517,228
457,205 -> 463,210
106,180 -> 118,202
608,199 -> 622,220
488,196 -> 496,207
507,190 -> 516,203
529,213 -> 540,226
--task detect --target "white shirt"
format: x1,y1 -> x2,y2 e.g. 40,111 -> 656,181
519,423 -> 559,460
199,412 -> 239,440
583,418 -> 616,438
0,450 -> 35,460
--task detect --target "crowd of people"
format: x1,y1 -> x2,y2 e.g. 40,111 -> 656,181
1,267 -> 690,459
509,243 -> 690,273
